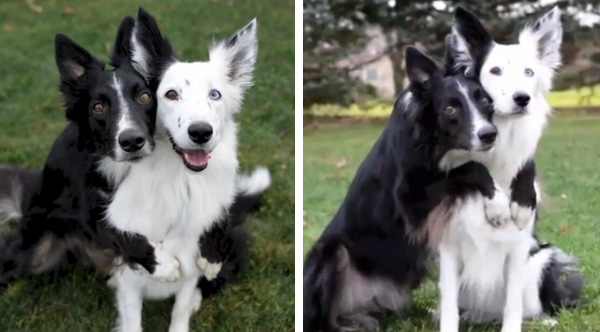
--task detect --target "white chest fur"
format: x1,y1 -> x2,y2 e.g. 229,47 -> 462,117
105,138 -> 238,285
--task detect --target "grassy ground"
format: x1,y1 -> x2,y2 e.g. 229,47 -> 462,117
304,116 -> 600,331
0,1 -> 294,331
306,86 -> 600,118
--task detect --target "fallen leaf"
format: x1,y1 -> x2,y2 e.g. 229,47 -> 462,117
63,7 -> 74,14
558,225 -> 572,233
3,23 -> 14,32
336,157 -> 348,168
26,0 -> 43,13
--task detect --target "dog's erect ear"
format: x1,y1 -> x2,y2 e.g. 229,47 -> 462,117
519,6 -> 563,70
210,18 -> 258,90
55,34 -> 101,82
405,46 -> 441,87
449,7 -> 493,76
131,7 -> 174,79
111,16 -> 135,67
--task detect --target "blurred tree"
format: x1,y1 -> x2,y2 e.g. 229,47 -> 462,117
304,0 -> 600,108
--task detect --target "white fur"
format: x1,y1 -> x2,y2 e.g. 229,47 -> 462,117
437,7 -> 565,332
236,166 -> 271,196
478,8 -> 562,116
103,18 -> 258,332
111,74 -> 154,162
457,81 -> 493,150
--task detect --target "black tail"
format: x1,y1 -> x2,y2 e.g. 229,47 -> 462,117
538,244 -> 583,315
197,167 -> 271,298
0,165 -> 40,291
304,236 -> 349,332
0,165 -> 39,225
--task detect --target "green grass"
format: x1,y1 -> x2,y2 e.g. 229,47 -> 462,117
303,116 -> 600,331
306,86 -> 600,118
0,1 -> 294,331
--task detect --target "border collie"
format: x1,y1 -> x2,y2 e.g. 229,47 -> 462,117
97,8 -> 260,332
303,45 -> 512,332
0,15 -> 266,302
431,6 -> 581,332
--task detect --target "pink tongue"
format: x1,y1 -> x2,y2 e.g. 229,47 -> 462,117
184,150 -> 209,166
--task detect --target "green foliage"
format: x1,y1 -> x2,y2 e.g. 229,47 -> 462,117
304,116 -> 600,331
0,1 -> 294,331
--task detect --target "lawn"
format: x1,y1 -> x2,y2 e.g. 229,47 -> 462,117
306,86 -> 600,118
0,1 -> 294,331
304,116 -> 600,331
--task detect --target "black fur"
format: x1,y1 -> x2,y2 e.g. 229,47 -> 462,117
0,15 -> 260,299
510,159 -> 537,210
303,46 -> 498,332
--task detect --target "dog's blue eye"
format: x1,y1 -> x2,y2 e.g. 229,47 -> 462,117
524,68 -> 534,77
209,89 -> 221,100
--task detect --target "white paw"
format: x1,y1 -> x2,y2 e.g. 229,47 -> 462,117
106,275 -> 117,289
540,317 -> 558,327
484,190 -> 511,228
150,242 -> 181,282
197,256 -> 222,281
191,290 -> 203,314
510,202 -> 535,230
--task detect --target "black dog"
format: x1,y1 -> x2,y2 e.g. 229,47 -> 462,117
303,46 -> 503,332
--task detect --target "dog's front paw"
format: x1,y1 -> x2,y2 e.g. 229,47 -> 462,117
510,202 -> 535,230
150,242 -> 181,282
484,191 -> 511,228
197,256 -> 222,281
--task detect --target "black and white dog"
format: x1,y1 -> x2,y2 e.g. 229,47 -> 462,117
96,8 -> 261,332
303,45 -> 512,332
431,6 -> 581,332
0,13 -> 266,313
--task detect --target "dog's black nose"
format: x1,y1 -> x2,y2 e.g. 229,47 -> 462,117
118,129 -> 146,152
188,122 -> 213,144
478,126 -> 497,145
513,93 -> 530,107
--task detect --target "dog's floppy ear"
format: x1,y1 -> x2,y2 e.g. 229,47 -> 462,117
131,7 -> 174,80
55,34 -> 101,82
111,16 -> 135,67
405,46 -> 441,88
519,5 -> 563,70
449,7 -> 493,76
210,18 -> 258,90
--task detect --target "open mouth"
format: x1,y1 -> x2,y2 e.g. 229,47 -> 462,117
167,134 -> 210,172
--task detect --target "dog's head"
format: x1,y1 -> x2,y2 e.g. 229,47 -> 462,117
403,46 -> 496,158
448,6 -> 563,116
55,16 -> 156,162
130,8 -> 257,172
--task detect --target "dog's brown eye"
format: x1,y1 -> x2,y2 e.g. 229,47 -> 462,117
165,90 -> 178,100
482,98 -> 491,108
93,103 -> 104,114
490,67 -> 502,75
444,106 -> 456,116
139,92 -> 151,103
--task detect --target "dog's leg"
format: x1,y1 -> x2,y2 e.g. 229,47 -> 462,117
168,279 -> 201,332
501,243 -> 529,332
197,219 -> 227,281
114,274 -> 144,332
483,184 -> 511,228
509,161 -> 537,230
438,244 -> 460,332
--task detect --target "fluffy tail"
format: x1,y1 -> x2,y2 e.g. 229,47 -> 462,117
0,165 -> 39,226
198,166 -> 271,298
535,244 -> 583,315
229,166 -> 271,227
